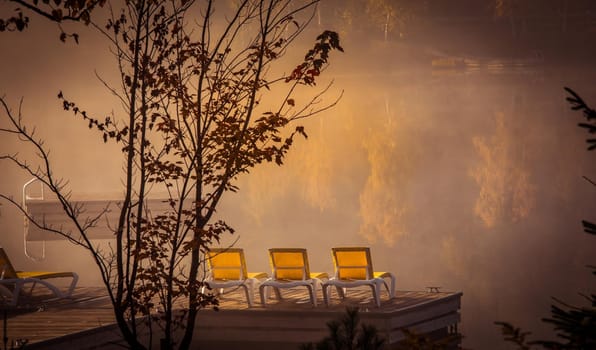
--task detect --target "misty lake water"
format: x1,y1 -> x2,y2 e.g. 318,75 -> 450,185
212,55 -> 596,349
1,17 -> 595,350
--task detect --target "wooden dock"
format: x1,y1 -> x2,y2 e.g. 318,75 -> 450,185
1,287 -> 462,349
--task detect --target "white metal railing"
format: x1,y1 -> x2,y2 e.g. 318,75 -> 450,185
22,178 -> 46,261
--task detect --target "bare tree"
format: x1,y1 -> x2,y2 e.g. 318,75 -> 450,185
0,0 -> 342,349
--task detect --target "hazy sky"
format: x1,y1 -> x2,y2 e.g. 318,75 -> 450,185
1,2 -> 596,349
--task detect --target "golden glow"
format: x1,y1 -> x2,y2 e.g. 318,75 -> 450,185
440,234 -> 465,278
359,111 -> 414,245
471,112 -> 536,228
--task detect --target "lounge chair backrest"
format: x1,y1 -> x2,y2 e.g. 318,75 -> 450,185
0,248 -> 18,279
207,248 -> 247,280
332,247 -> 374,280
268,248 -> 310,281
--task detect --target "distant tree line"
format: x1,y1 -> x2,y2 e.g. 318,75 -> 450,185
4,0 -> 596,42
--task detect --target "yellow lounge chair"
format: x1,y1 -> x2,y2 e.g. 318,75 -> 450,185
0,247 -> 78,306
259,248 -> 328,307
203,248 -> 268,307
322,247 -> 395,307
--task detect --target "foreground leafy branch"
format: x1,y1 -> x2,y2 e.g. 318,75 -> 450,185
0,1 -> 343,349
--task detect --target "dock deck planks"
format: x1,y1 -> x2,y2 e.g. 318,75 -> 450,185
1,286 -> 461,349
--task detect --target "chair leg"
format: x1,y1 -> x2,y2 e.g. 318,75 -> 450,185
26,281 -> 38,295
389,275 -> 396,298
370,283 -> 381,308
259,284 -> 284,305
382,281 -> 390,297
201,282 -> 216,296
246,279 -> 256,307
306,284 -> 316,307
322,283 -> 347,305
273,287 -> 283,300
6,283 -> 21,306
29,279 -> 65,300
380,275 -> 396,299
330,284 -> 345,299
264,284 -> 272,299
322,284 -> 330,306
66,273 -> 79,297
240,284 -> 252,307
259,284 -> 268,305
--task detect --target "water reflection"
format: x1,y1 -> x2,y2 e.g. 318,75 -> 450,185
471,111 -> 536,228
359,98 -> 414,245
228,63 -> 596,349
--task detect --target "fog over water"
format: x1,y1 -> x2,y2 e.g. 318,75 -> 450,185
1,2 -> 596,349
223,61 -> 596,348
